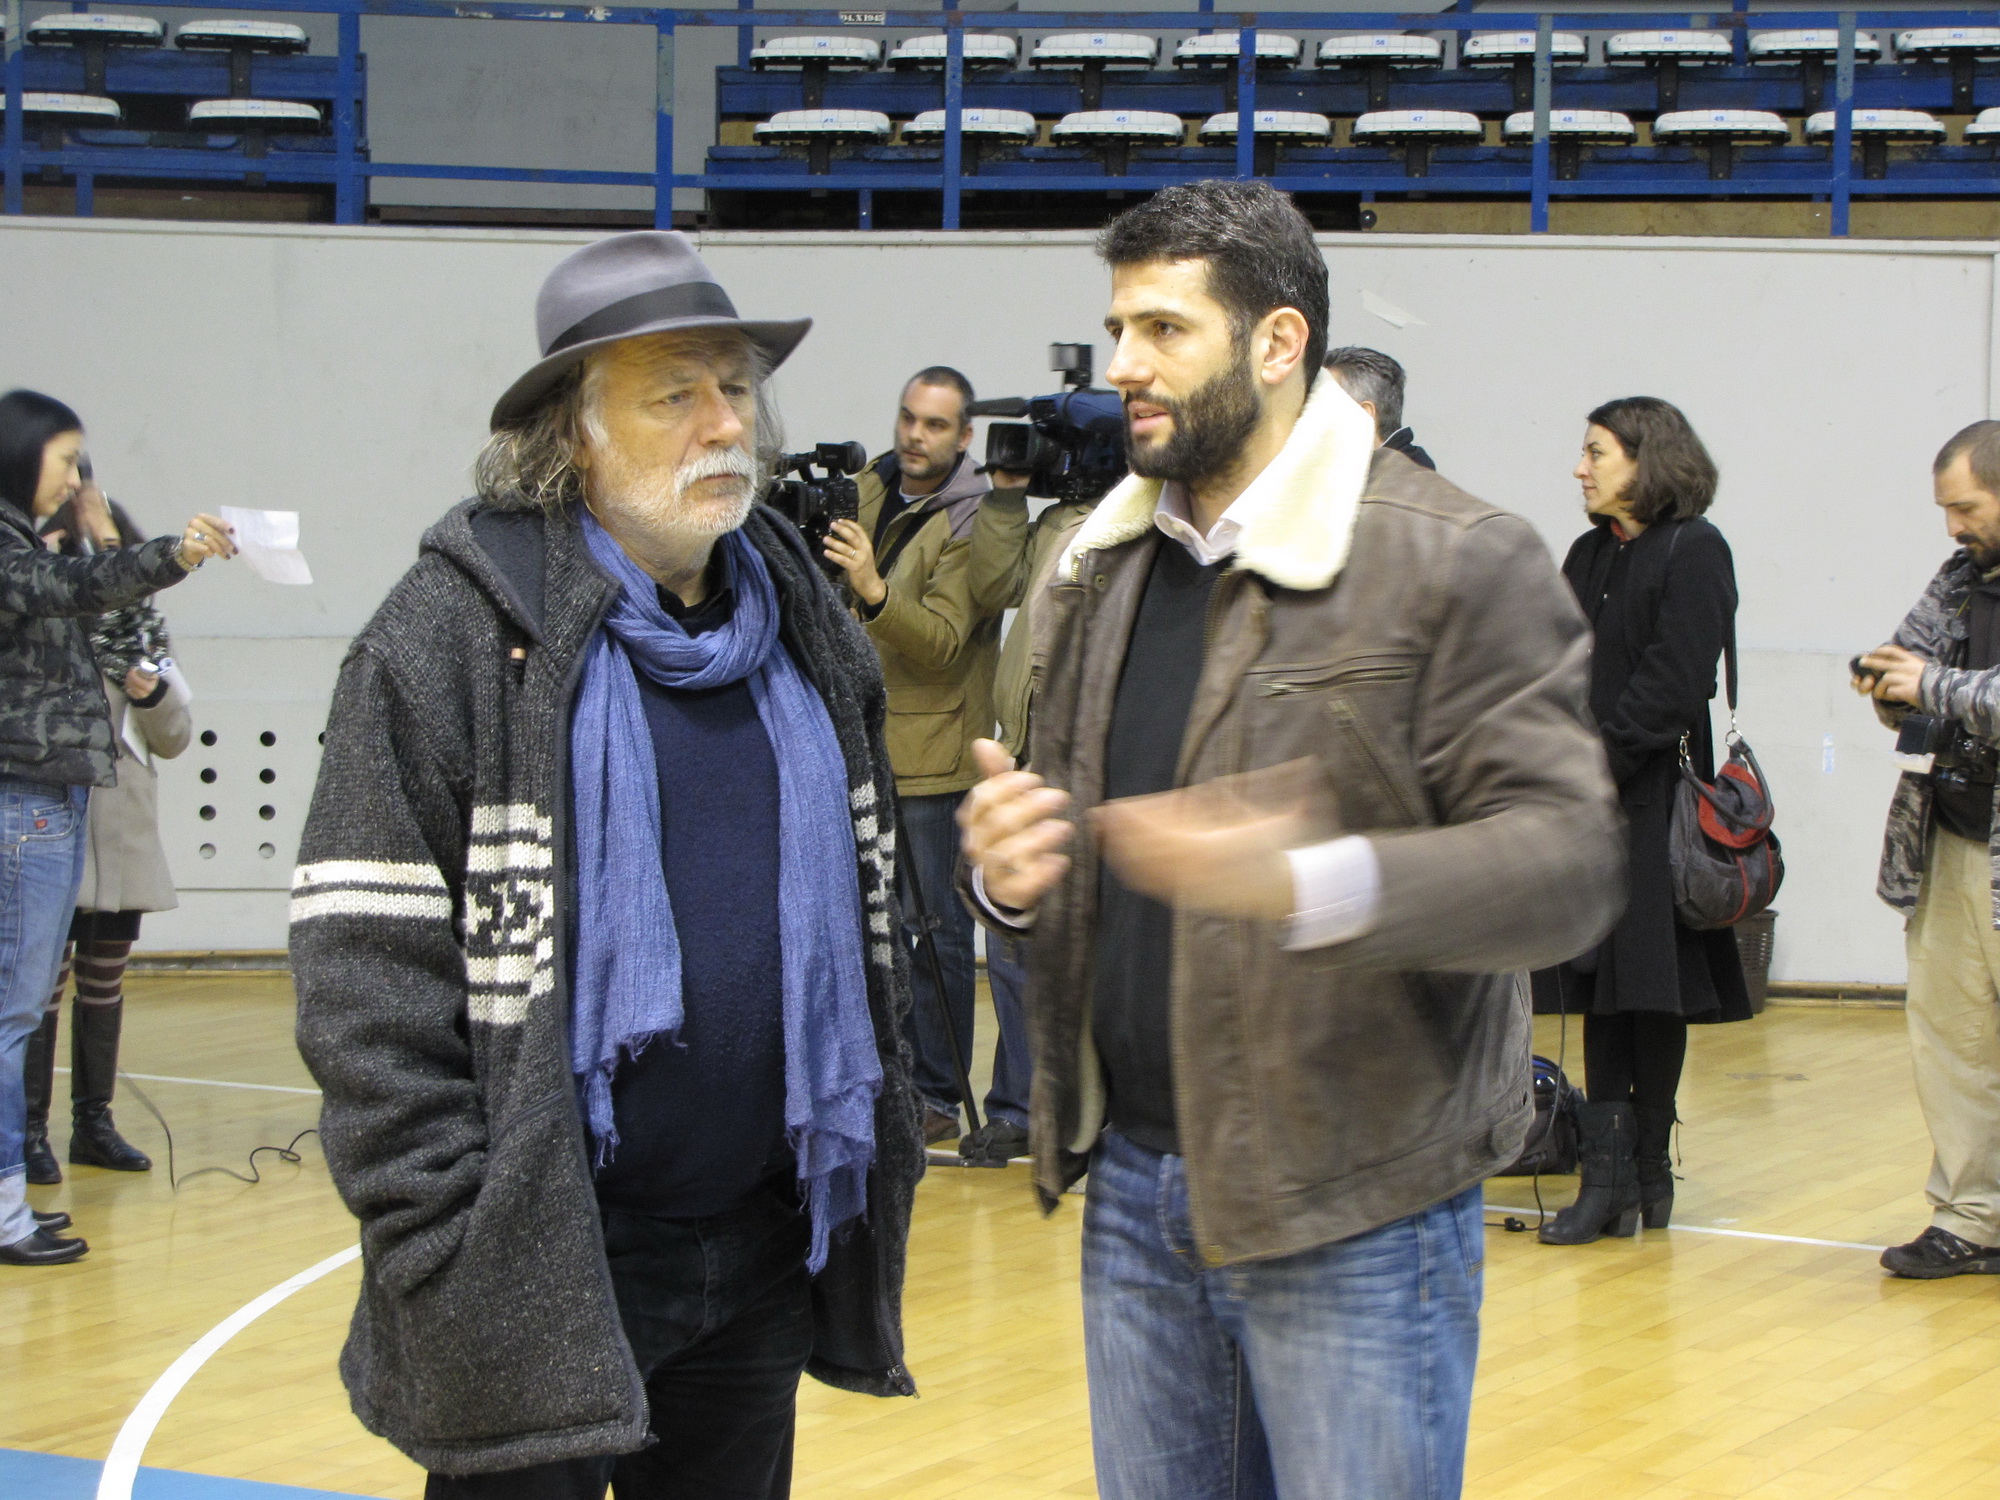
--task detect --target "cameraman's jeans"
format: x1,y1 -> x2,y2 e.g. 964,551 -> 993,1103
0,778 -> 88,1245
896,792 -> 978,1121
1905,828 -> 2000,1246
1083,1129 -> 1482,1500
981,934 -> 1032,1129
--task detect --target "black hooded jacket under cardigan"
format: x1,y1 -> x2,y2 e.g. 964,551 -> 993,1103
291,500 -> 923,1476
1532,515 -> 1752,1022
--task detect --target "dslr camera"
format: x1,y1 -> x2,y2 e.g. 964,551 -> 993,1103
966,343 -> 1127,506
1898,713 -> 2000,792
766,441 -> 867,573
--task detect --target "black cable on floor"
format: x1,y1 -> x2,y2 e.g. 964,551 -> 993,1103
118,1072 -> 320,1191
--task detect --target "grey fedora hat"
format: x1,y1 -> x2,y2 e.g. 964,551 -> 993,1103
490,231 -> 811,428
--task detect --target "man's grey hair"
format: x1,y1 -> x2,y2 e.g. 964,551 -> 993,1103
475,331 -> 782,514
1323,346 -> 1407,440
1937,420 -> 2000,499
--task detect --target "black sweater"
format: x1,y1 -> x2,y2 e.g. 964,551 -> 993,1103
1093,539 -> 1223,1156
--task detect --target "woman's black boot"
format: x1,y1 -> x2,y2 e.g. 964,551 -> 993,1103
1634,1104 -> 1677,1230
23,1012 -> 62,1186
69,1001 -> 151,1172
1539,1102 -> 1641,1245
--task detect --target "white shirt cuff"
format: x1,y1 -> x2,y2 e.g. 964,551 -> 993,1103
970,863 -> 1036,933
1282,836 -> 1380,951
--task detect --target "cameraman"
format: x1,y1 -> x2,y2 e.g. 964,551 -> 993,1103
1859,418 -> 2000,1280
957,460 -> 1101,1166
822,367 -> 1008,1148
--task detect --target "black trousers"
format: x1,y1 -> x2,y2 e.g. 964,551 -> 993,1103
426,1182 -> 815,1500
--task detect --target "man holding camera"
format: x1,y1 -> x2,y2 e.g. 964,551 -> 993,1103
1859,418 -> 2000,1280
961,181 -> 1622,1500
292,232 -> 921,1497
822,367 -> 1010,1150
961,442 -> 1101,1168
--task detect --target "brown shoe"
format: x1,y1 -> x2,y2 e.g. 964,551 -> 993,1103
922,1107 -> 961,1146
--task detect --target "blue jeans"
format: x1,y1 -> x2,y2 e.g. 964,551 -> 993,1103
0,777 -> 88,1244
982,934 -> 1033,1128
895,792 -> 978,1119
1083,1130 -> 1484,1500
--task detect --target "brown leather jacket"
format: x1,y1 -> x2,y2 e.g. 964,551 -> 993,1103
1013,377 -> 1623,1266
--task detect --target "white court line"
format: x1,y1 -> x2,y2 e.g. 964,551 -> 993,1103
53,1066 -> 320,1097
96,1244 -> 361,1500
1485,1203 -> 1886,1254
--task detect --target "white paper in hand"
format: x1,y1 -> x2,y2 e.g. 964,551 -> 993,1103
218,506 -> 314,586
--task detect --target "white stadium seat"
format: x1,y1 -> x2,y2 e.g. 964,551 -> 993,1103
175,21 -> 310,55
900,108 -> 1037,142
885,35 -> 1019,72
1173,33 -> 1303,70
1462,32 -> 1587,66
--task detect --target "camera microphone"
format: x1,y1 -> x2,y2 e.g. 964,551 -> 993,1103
966,398 -> 1029,419
781,441 -> 866,477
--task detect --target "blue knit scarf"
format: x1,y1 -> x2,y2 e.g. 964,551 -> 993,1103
570,511 -> 880,1272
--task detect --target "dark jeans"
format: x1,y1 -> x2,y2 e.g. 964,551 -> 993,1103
981,934 -> 1033,1128
896,791 -> 978,1118
426,1181 -> 814,1500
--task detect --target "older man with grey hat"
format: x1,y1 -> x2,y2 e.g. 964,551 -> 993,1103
291,231 -> 923,1499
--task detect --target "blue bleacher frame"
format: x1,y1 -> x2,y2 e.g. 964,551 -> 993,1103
5,5 -> 2000,235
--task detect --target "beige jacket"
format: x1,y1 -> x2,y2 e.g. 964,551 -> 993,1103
1013,376 -> 1624,1265
967,492 -> 1096,762
855,462 -> 1004,797
79,668 -> 191,914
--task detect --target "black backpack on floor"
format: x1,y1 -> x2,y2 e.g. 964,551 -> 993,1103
1492,1054 -> 1582,1177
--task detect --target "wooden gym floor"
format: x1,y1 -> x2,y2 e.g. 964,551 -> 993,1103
3,974 -> 1999,1500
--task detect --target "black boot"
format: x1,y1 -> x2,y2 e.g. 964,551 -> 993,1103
1633,1104 -> 1678,1230
68,1002 -> 151,1172
1539,1102 -> 1641,1245
22,1012 -> 61,1185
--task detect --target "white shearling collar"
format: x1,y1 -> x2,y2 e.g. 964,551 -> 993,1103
1061,372 -> 1377,593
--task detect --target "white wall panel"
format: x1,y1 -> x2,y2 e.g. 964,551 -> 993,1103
2,217 -> 1991,980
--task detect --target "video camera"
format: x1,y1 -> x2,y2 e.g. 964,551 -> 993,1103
967,343 -> 1127,506
766,441 -> 866,573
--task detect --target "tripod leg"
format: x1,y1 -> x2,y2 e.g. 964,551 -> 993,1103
895,821 -> 983,1139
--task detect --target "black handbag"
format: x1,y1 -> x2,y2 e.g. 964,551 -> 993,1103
1492,1054 -> 1582,1177
1669,636 -> 1785,930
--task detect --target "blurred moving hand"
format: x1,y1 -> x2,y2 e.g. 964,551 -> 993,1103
960,739 -> 1075,913
1094,759 -> 1322,923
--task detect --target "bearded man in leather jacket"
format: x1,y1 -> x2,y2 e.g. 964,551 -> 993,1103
960,181 -> 1622,1500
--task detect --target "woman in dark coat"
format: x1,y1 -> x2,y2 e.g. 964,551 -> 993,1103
1534,395 -> 1752,1247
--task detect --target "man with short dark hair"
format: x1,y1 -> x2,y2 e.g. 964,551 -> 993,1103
961,180 -> 1621,1500
824,368 -> 1013,1150
1323,345 -> 1434,470
1859,418 -> 2000,1280
293,232 -> 921,1498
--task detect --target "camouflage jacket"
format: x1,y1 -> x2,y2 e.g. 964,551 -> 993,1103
0,504 -> 189,787
1877,549 -> 2000,925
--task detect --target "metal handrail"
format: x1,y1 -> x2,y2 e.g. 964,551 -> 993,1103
6,5 -> 1997,233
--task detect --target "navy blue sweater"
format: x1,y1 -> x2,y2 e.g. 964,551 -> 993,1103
591,583 -> 792,1218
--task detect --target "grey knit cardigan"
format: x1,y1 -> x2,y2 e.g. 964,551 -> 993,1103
291,500 -> 923,1476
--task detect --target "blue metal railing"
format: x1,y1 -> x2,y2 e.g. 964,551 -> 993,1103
5,6 -> 2000,232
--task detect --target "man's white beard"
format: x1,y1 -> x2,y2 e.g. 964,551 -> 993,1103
594,444 -> 760,550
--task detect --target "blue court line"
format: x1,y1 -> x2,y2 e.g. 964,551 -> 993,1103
0,1449 -> 382,1500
